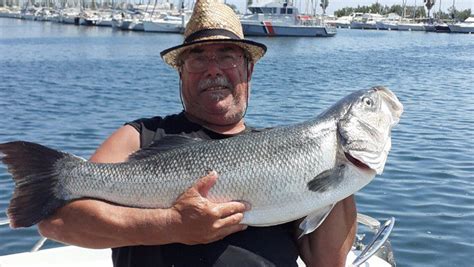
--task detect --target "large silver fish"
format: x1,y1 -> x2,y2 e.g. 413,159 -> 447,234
0,86 -> 403,234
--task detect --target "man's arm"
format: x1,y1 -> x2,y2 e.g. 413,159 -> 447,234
38,125 -> 248,248
296,196 -> 357,267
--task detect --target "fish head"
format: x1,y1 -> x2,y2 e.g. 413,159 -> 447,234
337,86 -> 403,174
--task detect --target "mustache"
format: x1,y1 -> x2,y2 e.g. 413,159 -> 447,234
198,76 -> 233,91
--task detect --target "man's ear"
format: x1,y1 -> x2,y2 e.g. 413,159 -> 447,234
247,63 -> 254,82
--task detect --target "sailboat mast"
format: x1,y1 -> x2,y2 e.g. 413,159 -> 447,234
402,0 -> 407,19
413,0 -> 416,20
438,0 -> 441,18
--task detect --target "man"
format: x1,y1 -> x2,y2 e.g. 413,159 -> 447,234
38,0 -> 357,266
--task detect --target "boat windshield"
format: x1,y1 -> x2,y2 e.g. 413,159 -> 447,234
248,6 -> 294,15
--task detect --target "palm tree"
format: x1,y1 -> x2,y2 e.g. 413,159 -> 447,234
320,0 -> 328,15
424,0 -> 435,20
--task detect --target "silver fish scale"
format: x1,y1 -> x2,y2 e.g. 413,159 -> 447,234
61,121 -> 339,214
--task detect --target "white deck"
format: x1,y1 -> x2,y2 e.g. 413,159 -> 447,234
0,245 -> 391,267
0,246 -> 112,267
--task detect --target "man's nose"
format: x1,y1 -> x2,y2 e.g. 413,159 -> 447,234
204,57 -> 224,77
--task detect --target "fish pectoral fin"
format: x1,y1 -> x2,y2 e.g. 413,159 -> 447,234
307,164 -> 345,192
127,135 -> 205,161
298,204 -> 335,238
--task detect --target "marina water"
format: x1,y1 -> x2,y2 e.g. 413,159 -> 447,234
0,18 -> 473,266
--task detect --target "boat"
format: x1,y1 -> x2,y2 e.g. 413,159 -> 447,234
239,1 -> 336,37
0,7 -> 21,18
20,7 -> 37,21
0,214 -> 395,266
112,10 -> 147,31
94,11 -> 119,27
143,14 -> 186,33
333,13 -> 363,28
59,8 -> 81,25
350,13 -> 384,30
434,22 -> 450,33
79,11 -> 101,26
398,17 -> 450,33
448,17 -> 474,33
375,13 -> 402,30
332,17 -> 351,28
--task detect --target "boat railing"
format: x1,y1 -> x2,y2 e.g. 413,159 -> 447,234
352,214 -> 396,266
0,218 -> 9,226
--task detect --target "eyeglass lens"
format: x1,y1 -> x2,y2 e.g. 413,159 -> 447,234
184,52 -> 243,73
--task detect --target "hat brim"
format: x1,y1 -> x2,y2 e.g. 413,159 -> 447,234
160,38 -> 267,69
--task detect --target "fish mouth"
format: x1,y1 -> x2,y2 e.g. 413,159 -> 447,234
344,152 -> 371,170
373,86 -> 404,126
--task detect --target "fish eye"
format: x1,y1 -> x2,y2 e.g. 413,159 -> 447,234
362,97 -> 373,107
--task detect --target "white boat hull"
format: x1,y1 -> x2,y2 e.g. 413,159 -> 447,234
61,16 -> 79,25
350,21 -> 377,30
118,20 -> 144,31
376,21 -> 398,31
0,11 -> 18,18
21,14 -> 35,20
143,20 -> 183,33
241,22 -> 336,37
397,23 -> 425,31
448,23 -> 474,33
95,19 -> 113,27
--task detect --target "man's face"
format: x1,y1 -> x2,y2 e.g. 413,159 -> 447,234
179,43 -> 253,127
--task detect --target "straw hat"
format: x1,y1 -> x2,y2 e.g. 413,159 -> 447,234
160,0 -> 267,69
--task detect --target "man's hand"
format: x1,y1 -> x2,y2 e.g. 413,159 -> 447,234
169,171 -> 249,245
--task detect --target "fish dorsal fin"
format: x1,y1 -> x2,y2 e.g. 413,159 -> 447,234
298,204 -> 335,238
127,135 -> 204,161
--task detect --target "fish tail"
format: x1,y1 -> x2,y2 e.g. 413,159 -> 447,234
0,141 -> 82,228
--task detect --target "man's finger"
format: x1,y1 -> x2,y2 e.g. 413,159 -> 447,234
194,171 -> 218,197
216,201 -> 248,218
215,212 -> 245,229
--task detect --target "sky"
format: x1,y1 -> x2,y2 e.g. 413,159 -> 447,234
225,0 -> 474,15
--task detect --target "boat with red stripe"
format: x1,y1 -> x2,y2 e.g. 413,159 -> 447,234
240,1 -> 336,37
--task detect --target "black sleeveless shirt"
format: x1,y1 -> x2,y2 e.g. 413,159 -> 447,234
111,112 -> 299,267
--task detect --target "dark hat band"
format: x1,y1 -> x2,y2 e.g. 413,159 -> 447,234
185,29 -> 241,43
